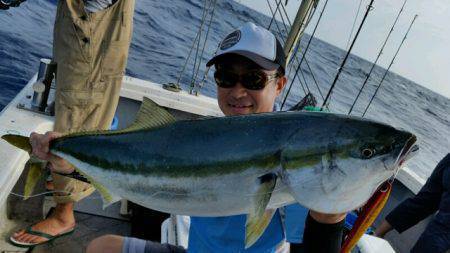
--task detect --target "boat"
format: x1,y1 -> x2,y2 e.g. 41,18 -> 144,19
0,0 -> 436,252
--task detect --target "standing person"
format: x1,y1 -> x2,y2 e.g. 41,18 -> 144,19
375,154 -> 450,253
26,22 -> 345,253
7,0 -> 135,247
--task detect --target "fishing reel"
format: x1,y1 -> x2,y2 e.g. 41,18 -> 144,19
0,0 -> 26,10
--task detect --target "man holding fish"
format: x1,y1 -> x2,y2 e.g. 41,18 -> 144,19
3,22 -> 417,252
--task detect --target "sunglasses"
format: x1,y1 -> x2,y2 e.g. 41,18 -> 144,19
214,69 -> 279,90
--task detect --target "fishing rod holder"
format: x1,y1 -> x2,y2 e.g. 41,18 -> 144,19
17,58 -> 57,116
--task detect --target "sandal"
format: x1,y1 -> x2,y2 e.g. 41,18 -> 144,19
9,225 -> 75,248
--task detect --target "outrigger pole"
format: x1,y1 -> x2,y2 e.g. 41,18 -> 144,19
280,0 -> 325,110
283,0 -> 319,64
348,0 -> 408,115
362,14 -> 418,117
320,0 -> 375,110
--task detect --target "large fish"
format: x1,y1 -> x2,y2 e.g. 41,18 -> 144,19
2,98 -> 417,247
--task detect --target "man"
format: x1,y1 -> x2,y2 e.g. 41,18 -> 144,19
6,0 -> 135,247
375,154 -> 450,253
27,22 -> 346,252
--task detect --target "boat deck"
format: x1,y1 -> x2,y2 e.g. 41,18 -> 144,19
1,161 -> 132,253
32,212 -> 130,253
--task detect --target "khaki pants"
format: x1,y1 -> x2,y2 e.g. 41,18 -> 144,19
51,0 -> 134,203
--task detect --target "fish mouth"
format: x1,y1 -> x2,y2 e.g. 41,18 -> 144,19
395,135 -> 417,167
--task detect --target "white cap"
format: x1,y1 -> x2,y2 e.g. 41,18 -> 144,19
206,22 -> 286,72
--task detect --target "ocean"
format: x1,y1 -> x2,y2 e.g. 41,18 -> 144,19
0,0 -> 449,180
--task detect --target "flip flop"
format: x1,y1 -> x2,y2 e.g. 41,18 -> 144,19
9,225 -> 75,248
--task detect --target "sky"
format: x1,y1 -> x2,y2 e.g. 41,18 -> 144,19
236,0 -> 450,99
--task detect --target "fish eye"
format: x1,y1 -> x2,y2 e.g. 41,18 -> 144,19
361,148 -> 375,159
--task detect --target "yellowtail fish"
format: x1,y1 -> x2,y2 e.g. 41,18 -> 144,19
2,97 -> 417,248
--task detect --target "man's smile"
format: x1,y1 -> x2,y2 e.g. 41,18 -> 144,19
229,103 -> 252,108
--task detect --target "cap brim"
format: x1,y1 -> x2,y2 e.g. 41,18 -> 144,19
206,51 -> 280,71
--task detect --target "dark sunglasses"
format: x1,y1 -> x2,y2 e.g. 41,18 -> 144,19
214,69 -> 279,90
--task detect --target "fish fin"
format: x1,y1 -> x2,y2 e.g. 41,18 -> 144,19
23,162 -> 44,200
245,173 -> 277,248
73,167 -> 120,208
123,97 -> 176,131
320,153 -> 345,194
245,209 -> 276,249
2,135 -> 32,153
64,97 -> 176,138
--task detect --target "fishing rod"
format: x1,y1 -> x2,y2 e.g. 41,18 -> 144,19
176,0 -> 209,87
191,0 -> 218,94
273,0 -> 323,105
348,0 -> 408,115
266,0 -> 311,96
268,0 -> 283,30
346,0 -> 364,51
280,0 -> 329,110
362,14 -> 418,117
190,0 -> 210,92
320,0 -> 375,110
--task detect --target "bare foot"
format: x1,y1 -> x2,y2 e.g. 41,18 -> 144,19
11,203 -> 75,245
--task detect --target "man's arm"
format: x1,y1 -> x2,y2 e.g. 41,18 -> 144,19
377,154 -> 450,236
300,212 -> 345,253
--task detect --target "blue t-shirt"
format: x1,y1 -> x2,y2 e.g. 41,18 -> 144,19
188,106 -> 309,252
284,204 -> 309,243
187,204 -> 309,252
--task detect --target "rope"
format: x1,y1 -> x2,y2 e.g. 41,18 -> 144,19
176,24 -> 201,86
267,0 -> 283,30
196,46 -> 218,94
190,0 -> 218,94
303,58 -> 324,101
281,0 -> 329,110
269,1 -> 316,100
189,0 -> 210,91
266,0 -> 312,100
176,0 -> 211,88
9,190 -> 73,199
285,3 -> 316,75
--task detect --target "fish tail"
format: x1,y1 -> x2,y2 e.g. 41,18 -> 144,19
1,134 -> 44,199
2,134 -> 32,153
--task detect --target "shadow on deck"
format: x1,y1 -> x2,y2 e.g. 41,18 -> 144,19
2,164 -> 131,253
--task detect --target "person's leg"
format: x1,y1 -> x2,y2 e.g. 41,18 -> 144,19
10,0 -> 134,246
87,235 -> 124,253
12,203 -> 75,244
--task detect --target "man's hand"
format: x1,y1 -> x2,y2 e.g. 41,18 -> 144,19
30,131 -> 75,174
374,219 -> 393,238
